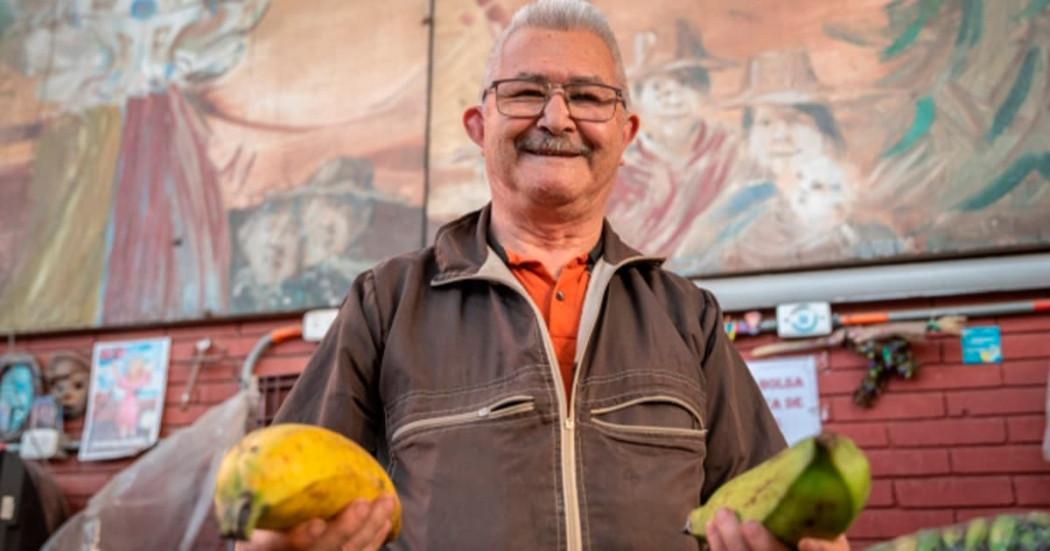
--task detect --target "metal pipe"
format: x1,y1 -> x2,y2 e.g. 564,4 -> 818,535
239,325 -> 302,389
837,298 -> 1050,326
726,298 -> 1050,335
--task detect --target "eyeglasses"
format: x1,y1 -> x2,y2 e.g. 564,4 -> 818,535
483,78 -> 626,122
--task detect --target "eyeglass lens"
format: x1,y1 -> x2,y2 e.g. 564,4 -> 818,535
494,80 -> 620,121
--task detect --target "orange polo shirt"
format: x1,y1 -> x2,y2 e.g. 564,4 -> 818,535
497,242 -> 598,406
505,250 -> 590,404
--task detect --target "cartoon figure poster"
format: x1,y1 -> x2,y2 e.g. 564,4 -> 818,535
80,338 -> 171,461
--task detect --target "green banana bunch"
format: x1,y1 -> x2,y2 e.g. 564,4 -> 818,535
866,512 -> 1050,551
686,432 -> 871,546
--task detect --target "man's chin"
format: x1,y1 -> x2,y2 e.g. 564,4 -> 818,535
528,177 -> 603,207
516,155 -> 588,177
516,151 -> 588,173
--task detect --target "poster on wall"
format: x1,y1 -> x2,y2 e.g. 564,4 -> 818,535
745,355 -> 822,445
0,353 -> 43,441
79,337 -> 171,461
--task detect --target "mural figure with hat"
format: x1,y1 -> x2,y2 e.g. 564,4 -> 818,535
606,21 -> 737,256
672,49 -> 903,274
230,156 -> 418,313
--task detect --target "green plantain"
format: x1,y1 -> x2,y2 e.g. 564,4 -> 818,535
885,534 -> 919,551
989,514 -> 1020,551
869,512 -> 1050,551
964,517 -> 990,551
916,529 -> 945,551
941,524 -> 965,551
685,432 -> 871,547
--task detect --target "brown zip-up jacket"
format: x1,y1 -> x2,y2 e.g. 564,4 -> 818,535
275,205 -> 785,550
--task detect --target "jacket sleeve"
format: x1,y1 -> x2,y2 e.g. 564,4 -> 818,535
697,289 -> 786,502
273,269 -> 385,454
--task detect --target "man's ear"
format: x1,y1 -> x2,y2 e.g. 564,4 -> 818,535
463,105 -> 485,148
622,112 -> 641,146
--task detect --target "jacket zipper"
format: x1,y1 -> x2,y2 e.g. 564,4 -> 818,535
389,395 -> 536,444
518,254 -> 660,551
590,395 -> 704,426
589,394 -> 707,437
436,261 -> 584,550
565,255 -> 663,549
434,251 -> 659,551
590,417 -> 707,438
513,290 -> 582,551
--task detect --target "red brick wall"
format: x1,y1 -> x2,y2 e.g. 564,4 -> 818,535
9,290 -> 1050,545
735,290 -> 1050,547
11,317 -> 312,512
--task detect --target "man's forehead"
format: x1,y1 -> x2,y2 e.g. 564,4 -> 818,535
495,27 -> 618,82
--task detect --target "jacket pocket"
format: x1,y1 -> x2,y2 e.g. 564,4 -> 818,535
589,395 -> 706,448
385,391 -> 557,550
579,394 -> 708,550
389,394 -> 536,447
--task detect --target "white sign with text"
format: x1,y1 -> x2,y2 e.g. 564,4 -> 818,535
745,355 -> 822,446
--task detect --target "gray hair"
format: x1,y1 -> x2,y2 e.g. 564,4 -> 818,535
482,0 -> 630,104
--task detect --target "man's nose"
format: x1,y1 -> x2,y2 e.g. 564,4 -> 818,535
536,91 -> 575,134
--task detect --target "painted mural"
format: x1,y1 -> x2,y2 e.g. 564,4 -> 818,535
429,0 -> 1050,275
1,0 -> 1047,332
0,0 -> 428,331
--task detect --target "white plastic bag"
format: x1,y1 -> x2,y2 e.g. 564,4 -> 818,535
44,386 -> 258,551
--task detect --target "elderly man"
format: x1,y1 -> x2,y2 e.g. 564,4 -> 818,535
244,1 -> 850,550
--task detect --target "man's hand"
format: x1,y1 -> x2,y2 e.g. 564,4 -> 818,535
705,508 -> 850,551
235,496 -> 396,551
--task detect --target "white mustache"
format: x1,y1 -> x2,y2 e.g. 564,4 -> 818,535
517,134 -> 592,157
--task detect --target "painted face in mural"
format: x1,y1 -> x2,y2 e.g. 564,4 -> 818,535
300,197 -> 367,268
45,355 -> 90,418
635,73 -> 704,120
786,160 -> 852,223
747,104 -> 826,167
238,207 -> 300,286
464,28 -> 638,211
745,103 -> 853,224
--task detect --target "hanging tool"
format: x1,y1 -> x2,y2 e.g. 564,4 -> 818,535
180,339 -> 216,410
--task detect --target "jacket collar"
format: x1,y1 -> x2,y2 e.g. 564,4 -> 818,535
432,204 -> 661,284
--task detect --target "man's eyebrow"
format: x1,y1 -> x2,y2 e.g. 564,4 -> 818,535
508,72 -> 545,82
566,75 -> 605,84
511,72 -> 609,85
